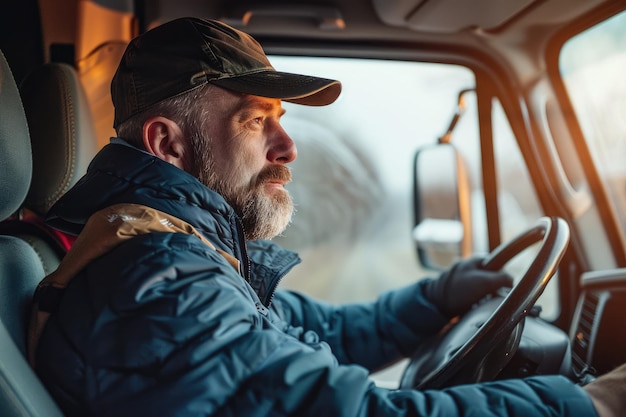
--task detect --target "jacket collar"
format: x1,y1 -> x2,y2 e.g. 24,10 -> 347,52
47,142 -> 242,254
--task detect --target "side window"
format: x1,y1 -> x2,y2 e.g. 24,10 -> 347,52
268,56 -> 476,303
491,99 -> 558,318
492,99 -> 543,243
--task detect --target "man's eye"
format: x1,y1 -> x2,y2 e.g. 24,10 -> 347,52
247,117 -> 264,128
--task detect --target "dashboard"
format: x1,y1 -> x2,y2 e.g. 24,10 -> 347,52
570,268 -> 626,382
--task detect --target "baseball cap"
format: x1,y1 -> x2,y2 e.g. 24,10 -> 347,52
111,17 -> 342,129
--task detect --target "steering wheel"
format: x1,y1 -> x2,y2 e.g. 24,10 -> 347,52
400,216 -> 570,390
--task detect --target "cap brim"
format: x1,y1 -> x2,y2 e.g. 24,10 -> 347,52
211,70 -> 342,106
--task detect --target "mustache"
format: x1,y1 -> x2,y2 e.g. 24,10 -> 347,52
255,165 -> 292,187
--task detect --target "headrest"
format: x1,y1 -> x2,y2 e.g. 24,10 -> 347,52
0,50 -> 32,222
20,63 -> 98,215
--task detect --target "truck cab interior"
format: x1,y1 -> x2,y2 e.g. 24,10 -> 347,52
1,0 -> 625,415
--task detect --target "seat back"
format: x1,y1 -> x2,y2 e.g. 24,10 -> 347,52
0,62 -> 99,275
0,49 -> 65,417
21,62 -> 98,218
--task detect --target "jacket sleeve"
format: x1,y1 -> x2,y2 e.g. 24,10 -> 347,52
360,375 -> 597,417
221,355 -> 598,417
270,280 -> 449,371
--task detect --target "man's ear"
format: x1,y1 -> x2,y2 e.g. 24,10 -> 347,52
142,116 -> 189,170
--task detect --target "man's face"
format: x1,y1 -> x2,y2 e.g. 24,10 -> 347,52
189,86 -> 297,240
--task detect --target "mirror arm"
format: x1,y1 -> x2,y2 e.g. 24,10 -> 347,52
438,88 -> 475,144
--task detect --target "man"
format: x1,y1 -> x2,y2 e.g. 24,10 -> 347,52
32,17 -> 623,417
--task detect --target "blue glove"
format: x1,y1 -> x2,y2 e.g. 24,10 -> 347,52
423,256 -> 513,318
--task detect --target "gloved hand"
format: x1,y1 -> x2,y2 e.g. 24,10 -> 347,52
584,363 -> 626,417
423,256 -> 513,318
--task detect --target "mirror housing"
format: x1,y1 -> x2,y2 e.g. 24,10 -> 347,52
413,143 -> 472,270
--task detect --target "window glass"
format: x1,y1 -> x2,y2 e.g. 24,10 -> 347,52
269,56 -> 476,303
268,56 -> 563,381
560,11 -> 626,234
491,99 -> 557,319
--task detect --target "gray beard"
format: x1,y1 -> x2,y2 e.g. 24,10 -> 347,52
190,138 -> 294,240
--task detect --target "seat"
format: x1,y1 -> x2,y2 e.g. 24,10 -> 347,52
0,50 -> 65,416
0,61 -> 98,274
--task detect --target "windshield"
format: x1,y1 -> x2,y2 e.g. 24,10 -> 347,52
560,11 -> 626,237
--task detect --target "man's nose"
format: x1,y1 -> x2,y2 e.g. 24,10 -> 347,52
267,124 -> 297,164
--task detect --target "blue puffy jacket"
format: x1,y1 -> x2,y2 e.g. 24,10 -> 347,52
36,142 -> 597,417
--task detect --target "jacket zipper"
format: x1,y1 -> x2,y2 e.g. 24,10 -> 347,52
232,213 -> 300,307
262,252 -> 301,307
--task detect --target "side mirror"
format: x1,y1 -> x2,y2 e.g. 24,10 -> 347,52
413,143 -> 472,270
